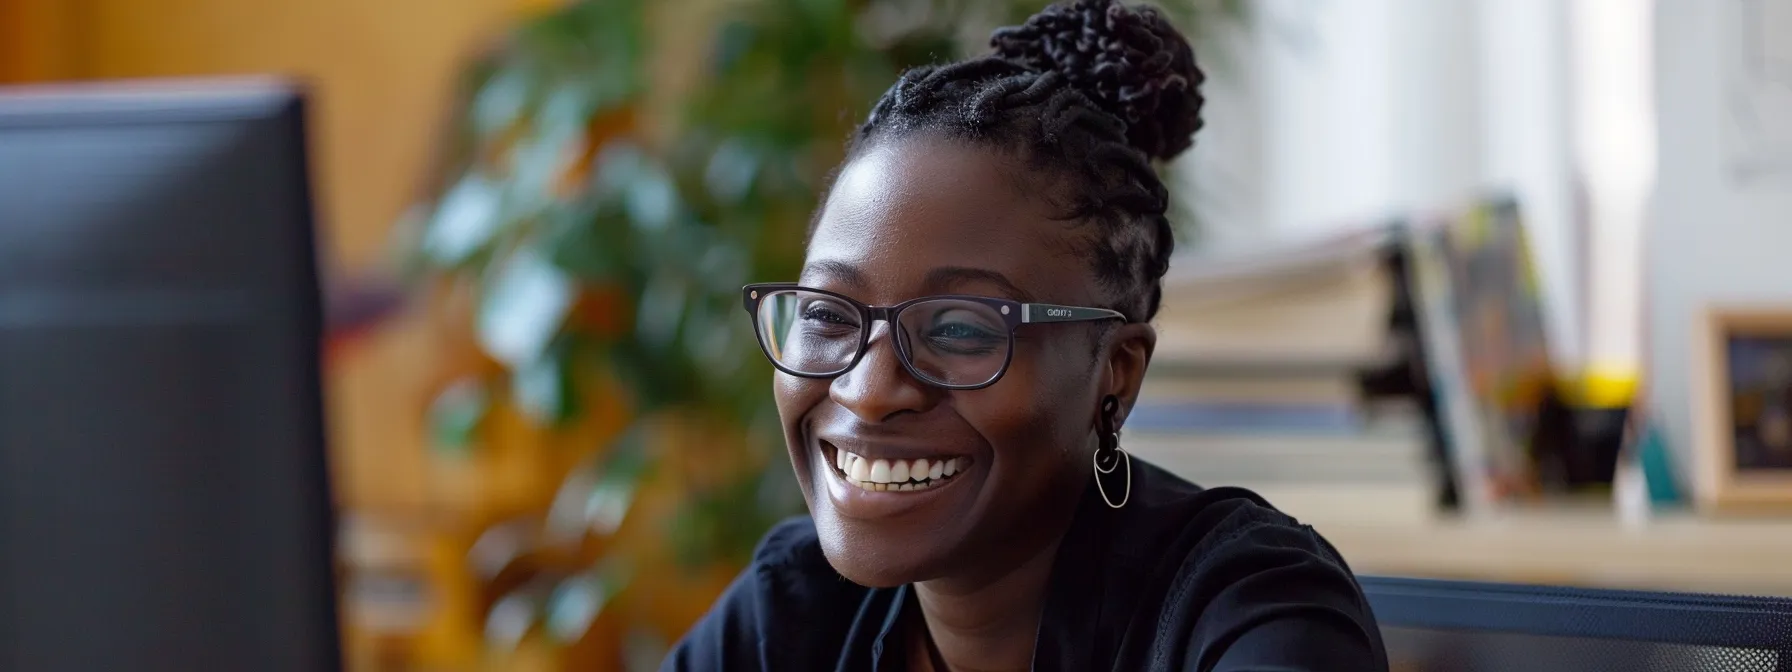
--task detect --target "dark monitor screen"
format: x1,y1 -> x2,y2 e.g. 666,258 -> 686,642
0,79 -> 341,672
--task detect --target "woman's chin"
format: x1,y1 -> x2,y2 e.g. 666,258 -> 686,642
813,516 -> 947,588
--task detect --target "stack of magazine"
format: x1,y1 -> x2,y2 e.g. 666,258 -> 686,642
1131,195 -> 1558,525
1131,226 -> 1437,525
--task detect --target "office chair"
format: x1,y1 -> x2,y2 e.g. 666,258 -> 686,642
1361,575 -> 1792,672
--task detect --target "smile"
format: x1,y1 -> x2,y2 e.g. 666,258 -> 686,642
821,440 -> 970,493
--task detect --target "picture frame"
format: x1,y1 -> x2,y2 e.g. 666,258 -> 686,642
1694,306 -> 1792,512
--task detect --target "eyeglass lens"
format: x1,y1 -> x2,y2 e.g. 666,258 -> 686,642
754,289 -> 1011,387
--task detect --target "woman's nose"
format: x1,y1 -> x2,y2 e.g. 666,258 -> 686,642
829,323 -> 936,423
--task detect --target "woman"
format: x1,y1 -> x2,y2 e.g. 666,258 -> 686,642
666,1 -> 1389,669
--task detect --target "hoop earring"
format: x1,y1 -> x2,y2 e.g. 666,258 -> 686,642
1095,395 -> 1132,509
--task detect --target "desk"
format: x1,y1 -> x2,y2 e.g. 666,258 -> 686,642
1310,510 -> 1792,598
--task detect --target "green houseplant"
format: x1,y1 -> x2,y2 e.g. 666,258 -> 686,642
398,0 -> 1242,665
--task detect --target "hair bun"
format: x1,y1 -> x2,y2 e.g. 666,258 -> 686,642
990,0 -> 1205,161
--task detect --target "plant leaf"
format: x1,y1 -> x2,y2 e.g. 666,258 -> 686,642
545,563 -> 630,645
542,198 -> 643,287
420,174 -> 505,266
585,425 -> 652,536
703,139 -> 762,205
477,247 -> 576,368
485,578 -> 554,652
711,19 -> 760,76
427,377 -> 492,455
467,518 -> 545,582
545,421 -> 654,544
512,342 -> 577,425
471,67 -> 532,138
632,273 -> 690,347
606,338 -> 693,411
624,166 -> 680,231
591,437 -> 648,537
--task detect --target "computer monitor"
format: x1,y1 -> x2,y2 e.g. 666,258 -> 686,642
0,79 -> 341,672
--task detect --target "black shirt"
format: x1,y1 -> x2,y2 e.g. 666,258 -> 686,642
662,459 -> 1389,671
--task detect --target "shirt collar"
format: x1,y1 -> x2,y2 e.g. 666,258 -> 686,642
867,482 -> 1118,671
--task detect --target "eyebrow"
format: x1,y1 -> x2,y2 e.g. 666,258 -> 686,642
800,260 -> 868,287
923,266 -> 1036,302
798,261 -> 1037,303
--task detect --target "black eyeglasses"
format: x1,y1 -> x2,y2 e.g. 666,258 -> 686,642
741,283 -> 1126,390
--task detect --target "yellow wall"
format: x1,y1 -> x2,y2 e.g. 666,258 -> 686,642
66,0 -> 555,267
0,0 -> 74,82
1,2 -> 572,667
3,5 -> 729,665
1,0 -> 555,514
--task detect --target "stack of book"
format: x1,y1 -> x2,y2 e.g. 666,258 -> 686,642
1129,226 -> 1440,525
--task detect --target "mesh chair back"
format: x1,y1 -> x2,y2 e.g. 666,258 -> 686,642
1362,576 -> 1792,672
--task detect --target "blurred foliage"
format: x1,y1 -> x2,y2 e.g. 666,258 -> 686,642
398,0 -> 1241,661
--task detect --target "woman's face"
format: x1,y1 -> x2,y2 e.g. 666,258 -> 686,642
777,135 -> 1152,588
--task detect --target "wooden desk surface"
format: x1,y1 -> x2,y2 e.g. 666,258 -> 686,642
1308,509 -> 1792,598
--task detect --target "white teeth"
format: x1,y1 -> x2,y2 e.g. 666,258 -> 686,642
831,447 -> 968,492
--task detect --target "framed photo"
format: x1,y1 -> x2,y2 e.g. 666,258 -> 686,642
1695,306 -> 1792,512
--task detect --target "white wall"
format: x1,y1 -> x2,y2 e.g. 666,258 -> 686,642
1479,0 -> 1583,372
1647,0 -> 1792,492
1256,0 -> 1404,235
1178,7 -> 1266,250
1178,0 -> 1588,371
1177,0 -> 1792,501
1573,0 -> 1655,387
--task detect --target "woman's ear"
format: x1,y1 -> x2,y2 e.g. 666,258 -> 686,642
1101,322 -> 1156,429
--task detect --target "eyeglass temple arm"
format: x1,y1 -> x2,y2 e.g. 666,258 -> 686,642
1021,303 -> 1127,324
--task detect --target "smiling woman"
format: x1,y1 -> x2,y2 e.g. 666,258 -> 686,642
663,1 -> 1389,671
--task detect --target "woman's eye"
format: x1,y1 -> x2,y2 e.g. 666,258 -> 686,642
923,314 -> 1003,355
927,321 -> 998,340
800,301 -> 855,325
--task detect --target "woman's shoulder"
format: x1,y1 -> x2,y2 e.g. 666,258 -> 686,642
661,516 -> 872,671
1101,460 -> 1389,670
732,514 -> 869,609
749,515 -> 831,571
1118,460 -> 1368,599
1122,459 -> 1338,549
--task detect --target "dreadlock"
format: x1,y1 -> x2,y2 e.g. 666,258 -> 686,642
839,0 -> 1205,323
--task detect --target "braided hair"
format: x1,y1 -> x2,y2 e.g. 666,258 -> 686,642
840,0 -> 1205,323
